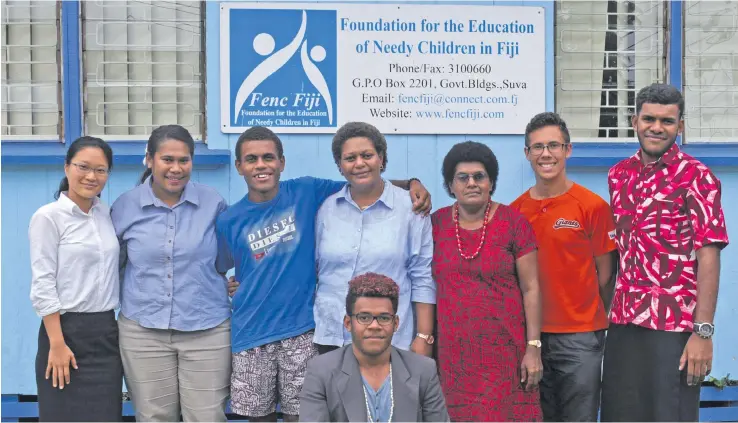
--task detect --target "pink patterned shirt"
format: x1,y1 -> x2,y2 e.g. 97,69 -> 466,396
608,143 -> 729,332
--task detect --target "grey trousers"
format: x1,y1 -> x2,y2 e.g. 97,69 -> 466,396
118,315 -> 231,422
539,330 -> 606,422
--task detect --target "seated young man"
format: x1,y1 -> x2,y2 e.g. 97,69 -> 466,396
299,273 -> 449,422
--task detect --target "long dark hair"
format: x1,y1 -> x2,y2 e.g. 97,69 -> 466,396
55,136 -> 113,199
139,124 -> 196,185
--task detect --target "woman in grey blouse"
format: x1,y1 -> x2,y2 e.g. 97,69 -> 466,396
29,137 -> 122,421
111,125 -> 234,422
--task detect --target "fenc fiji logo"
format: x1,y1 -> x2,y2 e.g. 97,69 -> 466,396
229,8 -> 337,128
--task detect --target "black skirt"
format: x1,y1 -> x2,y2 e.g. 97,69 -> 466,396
35,310 -> 123,422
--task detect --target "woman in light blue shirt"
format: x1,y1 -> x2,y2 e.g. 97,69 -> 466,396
111,125 -> 233,422
313,122 -> 436,357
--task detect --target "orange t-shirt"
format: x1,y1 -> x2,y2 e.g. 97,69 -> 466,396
510,183 -> 616,333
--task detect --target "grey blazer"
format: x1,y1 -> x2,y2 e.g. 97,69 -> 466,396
299,346 -> 450,422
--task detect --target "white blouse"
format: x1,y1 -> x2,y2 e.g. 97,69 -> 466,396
29,193 -> 120,317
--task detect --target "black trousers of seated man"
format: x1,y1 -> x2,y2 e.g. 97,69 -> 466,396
315,343 -> 340,355
600,323 -> 701,422
539,330 -> 605,422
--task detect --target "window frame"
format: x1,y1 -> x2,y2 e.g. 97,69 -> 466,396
61,0 -> 83,144
566,0 -> 738,167
1,0 -> 65,142
554,0 -> 669,144
681,0 -> 738,145
1,0 -> 230,167
78,0 -> 207,142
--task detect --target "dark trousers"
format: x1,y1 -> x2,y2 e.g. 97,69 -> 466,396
36,311 -> 123,422
539,330 -> 605,422
600,323 -> 700,422
315,343 -> 340,355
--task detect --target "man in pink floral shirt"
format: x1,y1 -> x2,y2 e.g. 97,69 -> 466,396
601,83 -> 729,422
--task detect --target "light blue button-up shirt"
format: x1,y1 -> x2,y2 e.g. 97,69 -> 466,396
362,374 -> 392,422
314,180 -> 435,349
111,178 -> 233,331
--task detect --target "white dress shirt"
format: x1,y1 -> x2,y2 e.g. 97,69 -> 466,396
29,193 -> 120,317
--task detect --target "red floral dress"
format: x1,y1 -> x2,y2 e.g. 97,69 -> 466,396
431,204 -> 542,422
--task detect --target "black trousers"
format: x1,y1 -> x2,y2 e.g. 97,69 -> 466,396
539,330 -> 605,422
315,343 -> 340,355
600,323 -> 700,422
36,311 -> 123,422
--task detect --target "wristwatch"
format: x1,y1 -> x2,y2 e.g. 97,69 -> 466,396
693,322 -> 715,339
416,333 -> 435,345
527,340 -> 542,348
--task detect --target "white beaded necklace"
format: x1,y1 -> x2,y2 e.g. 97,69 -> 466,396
363,365 -> 394,423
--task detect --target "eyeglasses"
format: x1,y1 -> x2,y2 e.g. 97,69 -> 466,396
70,162 -> 110,176
454,172 -> 488,184
526,142 -> 570,156
351,312 -> 396,326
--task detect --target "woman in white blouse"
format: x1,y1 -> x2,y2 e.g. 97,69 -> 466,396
29,136 -> 122,422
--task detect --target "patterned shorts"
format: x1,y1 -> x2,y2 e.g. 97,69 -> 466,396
230,330 -> 318,417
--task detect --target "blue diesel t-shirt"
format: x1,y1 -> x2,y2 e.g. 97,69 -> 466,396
216,177 -> 343,353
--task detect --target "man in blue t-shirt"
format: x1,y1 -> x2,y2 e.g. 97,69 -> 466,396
216,126 -> 430,421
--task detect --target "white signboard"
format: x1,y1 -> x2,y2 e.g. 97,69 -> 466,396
221,3 -> 545,134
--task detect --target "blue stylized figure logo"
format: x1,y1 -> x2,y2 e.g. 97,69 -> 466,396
230,9 -> 337,127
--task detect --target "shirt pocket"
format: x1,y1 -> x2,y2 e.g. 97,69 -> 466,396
646,200 -> 690,248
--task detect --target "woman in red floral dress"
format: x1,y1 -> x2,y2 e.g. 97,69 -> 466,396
431,141 -> 544,422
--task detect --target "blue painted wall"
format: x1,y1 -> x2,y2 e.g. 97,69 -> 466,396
1,0 -> 736,395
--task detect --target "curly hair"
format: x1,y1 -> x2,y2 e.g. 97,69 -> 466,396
524,112 -> 571,146
636,83 -> 684,118
345,272 -> 399,315
441,141 -> 499,198
331,122 -> 388,171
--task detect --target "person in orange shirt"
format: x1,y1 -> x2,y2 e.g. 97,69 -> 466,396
511,112 -> 618,422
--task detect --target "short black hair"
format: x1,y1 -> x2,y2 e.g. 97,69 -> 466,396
636,83 -> 684,118
235,126 -> 284,161
524,112 -> 571,146
345,272 -> 399,315
441,141 -> 499,198
331,122 -> 388,171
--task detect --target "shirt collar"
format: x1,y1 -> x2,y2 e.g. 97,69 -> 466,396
336,179 -> 394,210
139,176 -> 199,208
58,192 -> 101,215
631,142 -> 681,171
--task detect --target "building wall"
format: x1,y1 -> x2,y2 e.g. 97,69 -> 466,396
2,0 -> 736,395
